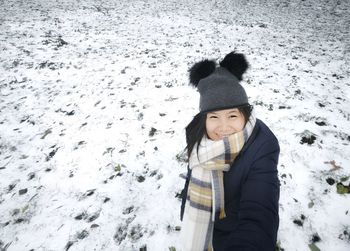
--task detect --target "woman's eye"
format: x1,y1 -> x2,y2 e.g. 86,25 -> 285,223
209,115 -> 218,119
229,115 -> 237,118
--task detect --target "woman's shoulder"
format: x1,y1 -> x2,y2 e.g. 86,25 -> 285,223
241,119 -> 279,157
240,119 -> 280,172
254,119 -> 279,146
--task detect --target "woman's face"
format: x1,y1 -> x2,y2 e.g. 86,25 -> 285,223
206,108 -> 245,141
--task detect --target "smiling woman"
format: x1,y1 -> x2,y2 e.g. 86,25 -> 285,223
206,108 -> 246,141
180,52 -> 280,251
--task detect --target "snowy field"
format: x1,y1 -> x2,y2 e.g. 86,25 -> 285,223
0,0 -> 349,250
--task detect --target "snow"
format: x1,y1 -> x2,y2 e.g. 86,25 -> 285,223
0,0 -> 349,250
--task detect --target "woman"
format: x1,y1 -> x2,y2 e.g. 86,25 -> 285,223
180,52 -> 280,251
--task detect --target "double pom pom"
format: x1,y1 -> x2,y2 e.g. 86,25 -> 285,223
189,52 -> 249,87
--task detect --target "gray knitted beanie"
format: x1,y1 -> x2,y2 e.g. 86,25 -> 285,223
189,52 -> 249,113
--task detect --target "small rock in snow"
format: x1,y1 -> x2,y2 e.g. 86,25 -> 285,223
27,172 -> 35,180
76,230 -> 89,240
311,233 -> 321,243
19,188 -> 28,195
137,175 -> 145,183
65,240 -> 75,251
300,135 -> 316,145
75,212 -> 86,220
88,212 -> 100,222
123,206 -> 134,215
149,127 -> 157,137
293,219 -> 303,227
326,177 -> 335,185
315,121 -> 326,126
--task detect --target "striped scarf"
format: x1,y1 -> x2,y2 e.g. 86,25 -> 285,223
181,113 -> 256,251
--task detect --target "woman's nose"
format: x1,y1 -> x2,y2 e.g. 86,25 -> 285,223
219,120 -> 230,132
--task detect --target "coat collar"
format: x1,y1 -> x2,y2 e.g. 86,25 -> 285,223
239,119 -> 260,155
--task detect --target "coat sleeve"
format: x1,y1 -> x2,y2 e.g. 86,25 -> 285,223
223,139 -> 280,251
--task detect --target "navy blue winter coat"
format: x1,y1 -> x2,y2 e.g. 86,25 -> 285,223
180,119 -> 280,251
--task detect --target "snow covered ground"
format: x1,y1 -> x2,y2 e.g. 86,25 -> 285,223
0,0 -> 349,250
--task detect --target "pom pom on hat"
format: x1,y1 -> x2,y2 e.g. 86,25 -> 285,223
189,59 -> 216,87
219,52 -> 249,81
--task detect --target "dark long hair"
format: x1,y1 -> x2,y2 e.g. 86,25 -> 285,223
185,104 -> 253,158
